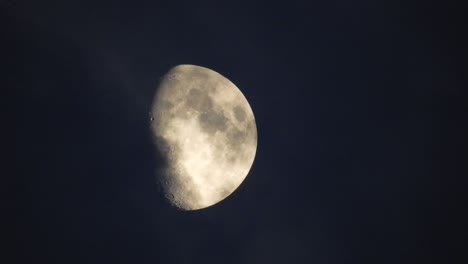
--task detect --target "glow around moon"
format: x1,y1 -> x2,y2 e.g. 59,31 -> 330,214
150,64 -> 257,210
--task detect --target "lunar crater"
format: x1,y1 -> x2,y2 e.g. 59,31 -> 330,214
233,105 -> 246,122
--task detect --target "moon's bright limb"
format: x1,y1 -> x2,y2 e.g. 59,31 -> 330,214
150,64 -> 257,210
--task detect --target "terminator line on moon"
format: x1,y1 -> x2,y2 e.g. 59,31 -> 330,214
150,64 -> 257,210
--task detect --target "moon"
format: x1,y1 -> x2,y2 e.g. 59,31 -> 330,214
150,64 -> 257,210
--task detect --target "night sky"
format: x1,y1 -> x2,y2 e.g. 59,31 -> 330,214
7,0 -> 467,263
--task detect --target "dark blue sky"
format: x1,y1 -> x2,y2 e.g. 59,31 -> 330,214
7,0 -> 467,263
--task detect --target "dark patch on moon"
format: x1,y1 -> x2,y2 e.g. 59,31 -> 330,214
218,188 -> 231,200
185,67 -> 217,93
226,126 -> 247,148
233,105 -> 246,122
198,111 -> 228,134
160,99 -> 174,110
185,88 -> 213,113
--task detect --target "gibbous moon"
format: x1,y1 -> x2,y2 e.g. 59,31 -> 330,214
150,64 -> 257,210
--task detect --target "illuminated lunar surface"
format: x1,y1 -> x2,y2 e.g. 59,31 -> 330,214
150,64 -> 257,210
